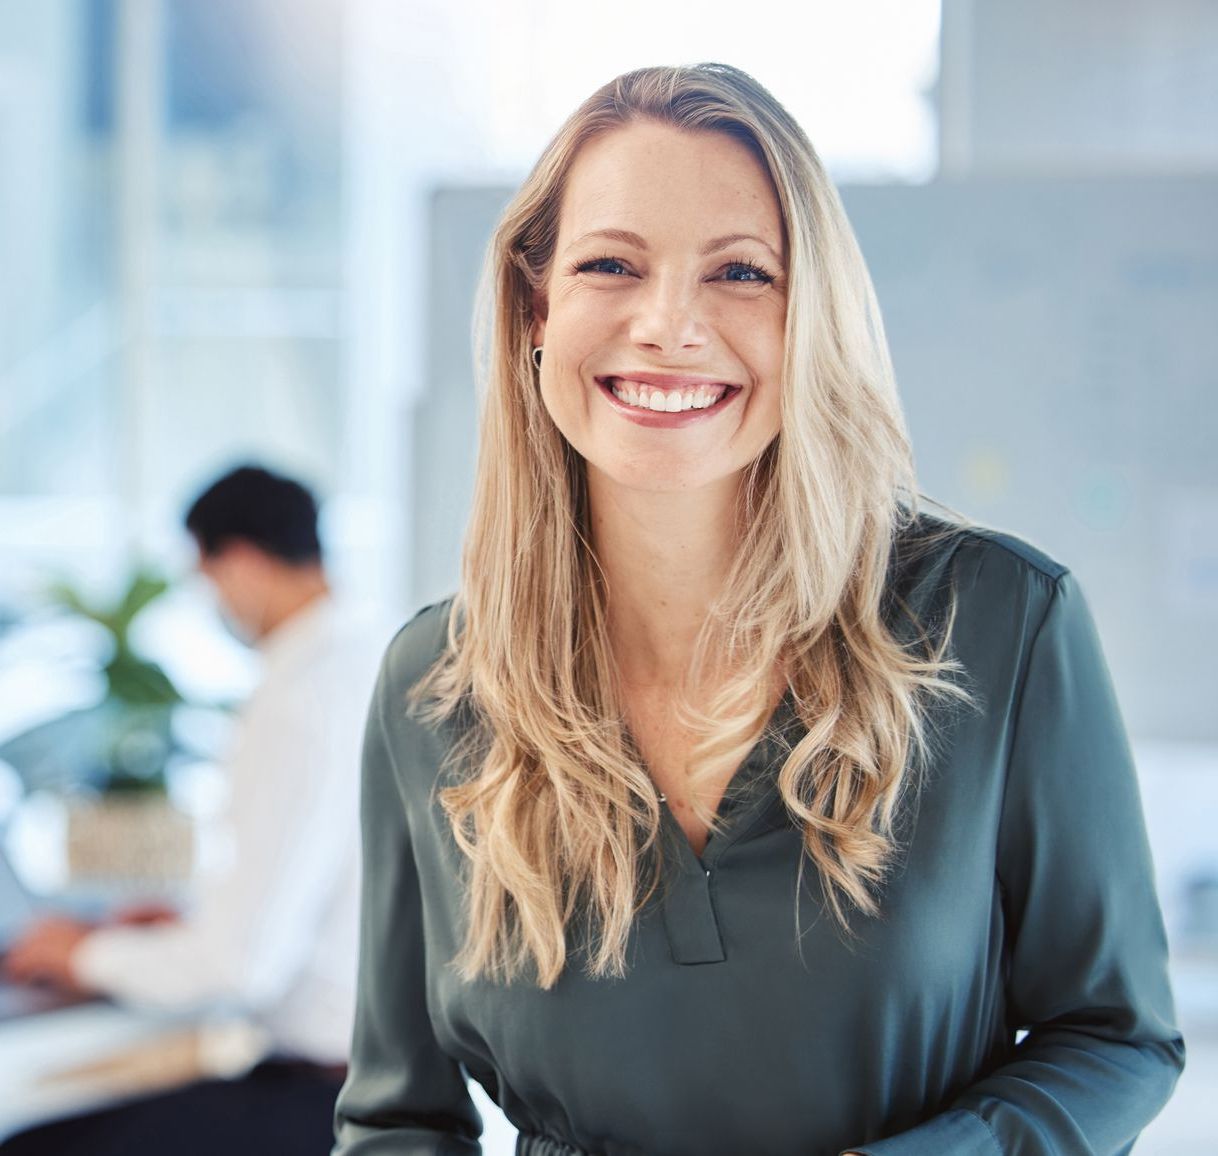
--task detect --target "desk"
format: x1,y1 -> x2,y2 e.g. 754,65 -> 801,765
0,998 -> 524,1152
0,1002 -> 266,1141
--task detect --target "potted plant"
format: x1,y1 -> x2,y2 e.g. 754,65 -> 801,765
0,566 -> 214,886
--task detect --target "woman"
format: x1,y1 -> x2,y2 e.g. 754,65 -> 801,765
333,64 -> 1184,1155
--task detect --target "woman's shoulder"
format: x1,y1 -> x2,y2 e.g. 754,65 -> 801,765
892,507 -> 1085,677
380,596 -> 457,684
895,505 -> 1071,604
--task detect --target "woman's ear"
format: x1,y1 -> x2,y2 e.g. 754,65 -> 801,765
530,291 -> 548,348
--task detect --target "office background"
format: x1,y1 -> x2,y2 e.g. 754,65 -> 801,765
1,1 -> 1215,1151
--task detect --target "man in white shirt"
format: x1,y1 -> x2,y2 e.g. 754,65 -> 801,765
1,464 -> 388,1153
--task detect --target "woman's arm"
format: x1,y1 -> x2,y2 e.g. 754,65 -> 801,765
333,619 -> 482,1155
841,569 -> 1186,1156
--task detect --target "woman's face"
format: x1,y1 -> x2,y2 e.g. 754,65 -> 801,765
531,120 -> 787,496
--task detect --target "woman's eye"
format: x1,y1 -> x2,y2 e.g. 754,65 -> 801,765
721,262 -> 773,284
570,256 -> 774,283
575,257 -> 630,276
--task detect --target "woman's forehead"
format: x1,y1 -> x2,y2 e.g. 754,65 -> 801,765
554,122 -> 785,258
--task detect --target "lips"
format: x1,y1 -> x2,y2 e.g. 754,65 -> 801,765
604,377 -> 731,412
594,374 -> 742,425
596,373 -> 740,392
595,374 -> 742,411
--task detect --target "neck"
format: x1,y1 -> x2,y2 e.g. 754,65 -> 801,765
587,465 -> 740,690
260,569 -> 332,638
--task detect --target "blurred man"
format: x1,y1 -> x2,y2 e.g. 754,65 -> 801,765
2,464 -> 389,1154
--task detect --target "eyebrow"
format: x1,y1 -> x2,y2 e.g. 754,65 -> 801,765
566,228 -> 784,264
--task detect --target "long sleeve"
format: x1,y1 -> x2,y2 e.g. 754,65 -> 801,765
72,678 -> 362,1024
332,621 -> 482,1155
845,569 -> 1186,1155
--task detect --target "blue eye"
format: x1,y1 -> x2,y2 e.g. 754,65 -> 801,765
573,256 -> 630,276
722,261 -> 774,284
569,255 -> 776,283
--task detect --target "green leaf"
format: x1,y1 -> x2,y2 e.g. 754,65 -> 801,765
112,569 -> 172,635
45,578 -> 100,623
106,653 -> 183,705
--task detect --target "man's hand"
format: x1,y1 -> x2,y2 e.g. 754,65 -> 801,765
1,916 -> 99,994
108,901 -> 181,927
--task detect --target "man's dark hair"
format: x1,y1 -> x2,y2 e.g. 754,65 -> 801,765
184,464 -> 324,565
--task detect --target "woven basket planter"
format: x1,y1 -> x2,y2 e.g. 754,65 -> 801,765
66,794 -> 194,885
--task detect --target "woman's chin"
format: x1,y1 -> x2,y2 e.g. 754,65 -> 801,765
584,458 -> 743,499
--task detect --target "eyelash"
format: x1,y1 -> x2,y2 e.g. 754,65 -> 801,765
569,254 -> 776,285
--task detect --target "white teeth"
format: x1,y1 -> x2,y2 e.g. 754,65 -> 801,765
608,379 -> 727,413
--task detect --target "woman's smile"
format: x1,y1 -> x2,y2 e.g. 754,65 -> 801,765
595,374 -> 742,427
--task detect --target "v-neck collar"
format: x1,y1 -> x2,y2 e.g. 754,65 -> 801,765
647,685 -> 803,966
654,683 -> 801,872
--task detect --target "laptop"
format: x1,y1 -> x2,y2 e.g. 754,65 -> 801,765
0,843 -> 104,1021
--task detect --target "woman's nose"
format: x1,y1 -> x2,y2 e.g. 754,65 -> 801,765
627,275 -> 708,355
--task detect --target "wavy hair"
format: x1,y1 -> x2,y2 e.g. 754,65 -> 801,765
409,62 -> 979,989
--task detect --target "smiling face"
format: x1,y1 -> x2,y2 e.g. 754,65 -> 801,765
531,119 -> 788,496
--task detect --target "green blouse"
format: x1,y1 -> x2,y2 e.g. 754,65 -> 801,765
332,513 -> 1185,1155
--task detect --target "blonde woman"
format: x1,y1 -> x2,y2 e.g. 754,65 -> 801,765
333,64 -> 1184,1156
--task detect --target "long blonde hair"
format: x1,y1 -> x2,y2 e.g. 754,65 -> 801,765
410,62 -> 978,989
